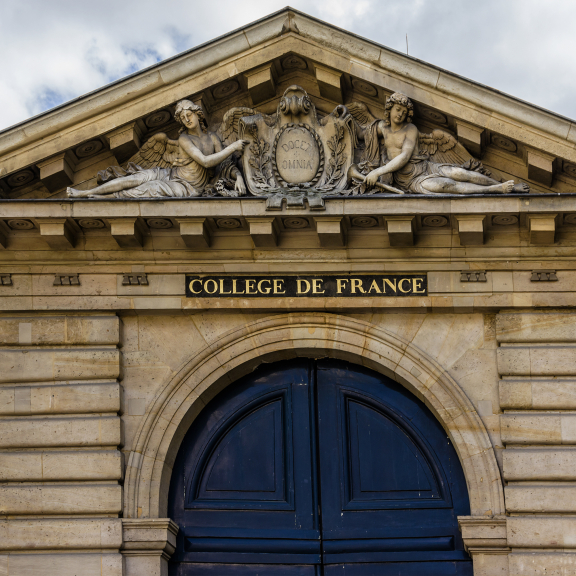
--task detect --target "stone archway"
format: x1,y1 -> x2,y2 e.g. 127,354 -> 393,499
124,313 -> 504,520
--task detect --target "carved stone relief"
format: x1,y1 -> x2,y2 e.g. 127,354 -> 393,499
66,85 -> 530,209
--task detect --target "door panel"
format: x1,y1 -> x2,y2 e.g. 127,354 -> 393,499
316,361 -> 470,570
168,359 -> 472,575
195,398 -> 288,505
347,399 -> 441,502
169,361 -> 320,572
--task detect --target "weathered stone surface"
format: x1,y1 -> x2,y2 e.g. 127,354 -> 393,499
0,518 -> 122,550
0,450 -> 123,481
497,347 -> 576,376
315,63 -> 343,102
509,553 -> 576,576
386,216 -> 414,246
314,216 -> 346,247
505,485 -> 576,513
245,63 -> 276,105
246,217 -> 279,247
504,448 -> 576,481
105,121 -> 144,164
122,519 -> 178,576
507,517 -> 576,548
176,217 -> 211,249
526,148 -> 555,187
527,214 -> 556,245
0,416 -> 121,448
0,349 -> 120,383
456,215 -> 485,245
0,382 -> 122,415
0,484 -> 122,514
0,553 -> 122,576
459,516 -> 508,551
497,313 -> 576,343
0,316 -> 119,345
501,414 -> 576,445
500,380 -> 576,409
37,152 -> 75,192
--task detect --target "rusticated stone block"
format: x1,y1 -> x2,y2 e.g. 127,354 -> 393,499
0,553 -> 122,576
509,553 -> 576,576
496,312 -> 576,343
0,382 -> 122,415
0,349 -> 120,383
501,413 -> 576,445
0,484 -> 122,515
505,484 -> 576,513
0,416 -> 121,448
497,346 -> 576,376
507,516 -> 576,548
500,380 -> 576,409
0,450 -> 123,481
504,448 -> 576,481
0,315 -> 119,346
0,518 -> 122,550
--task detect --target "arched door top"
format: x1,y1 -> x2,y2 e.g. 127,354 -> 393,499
124,313 -> 503,519
168,359 -> 472,574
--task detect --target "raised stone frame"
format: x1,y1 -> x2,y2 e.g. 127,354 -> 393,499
124,312 -> 504,521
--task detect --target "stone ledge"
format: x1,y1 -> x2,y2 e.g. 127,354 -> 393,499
458,516 -> 508,553
122,518 -> 178,556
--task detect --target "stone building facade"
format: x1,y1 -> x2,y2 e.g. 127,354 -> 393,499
0,8 -> 575,576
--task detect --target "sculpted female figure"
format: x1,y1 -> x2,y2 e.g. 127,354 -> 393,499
67,100 -> 248,198
348,93 -> 529,195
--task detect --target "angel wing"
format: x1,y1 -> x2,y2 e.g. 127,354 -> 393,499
217,107 -> 277,145
127,133 -> 181,169
419,129 -> 492,177
346,102 -> 378,128
418,129 -> 474,164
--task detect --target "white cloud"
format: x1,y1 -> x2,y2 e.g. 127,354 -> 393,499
0,0 -> 575,131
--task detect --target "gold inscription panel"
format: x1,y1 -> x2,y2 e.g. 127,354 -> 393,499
186,275 -> 427,297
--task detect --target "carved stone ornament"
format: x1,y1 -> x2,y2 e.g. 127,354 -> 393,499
237,85 -> 354,209
65,86 -> 530,209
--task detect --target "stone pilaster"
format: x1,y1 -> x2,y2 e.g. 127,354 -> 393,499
122,519 -> 179,576
459,516 -> 509,576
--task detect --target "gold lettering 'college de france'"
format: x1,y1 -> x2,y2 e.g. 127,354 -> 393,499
186,275 -> 427,298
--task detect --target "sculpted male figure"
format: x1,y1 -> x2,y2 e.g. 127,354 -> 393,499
67,100 -> 247,198
351,93 -> 529,195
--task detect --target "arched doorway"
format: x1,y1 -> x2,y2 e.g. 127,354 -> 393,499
168,359 -> 472,575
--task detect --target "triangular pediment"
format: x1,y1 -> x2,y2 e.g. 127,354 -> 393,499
1,7 -> 575,199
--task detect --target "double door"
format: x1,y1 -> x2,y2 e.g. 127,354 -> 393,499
168,360 -> 472,575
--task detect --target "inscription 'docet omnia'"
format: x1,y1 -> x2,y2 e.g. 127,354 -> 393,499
276,126 -> 320,183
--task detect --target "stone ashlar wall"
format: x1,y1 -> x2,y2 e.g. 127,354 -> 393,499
0,310 -> 575,575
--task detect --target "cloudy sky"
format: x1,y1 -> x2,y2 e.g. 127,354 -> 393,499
1,0 -> 574,131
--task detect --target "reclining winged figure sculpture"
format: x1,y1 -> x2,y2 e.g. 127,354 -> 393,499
346,93 -> 529,195
66,88 -> 529,201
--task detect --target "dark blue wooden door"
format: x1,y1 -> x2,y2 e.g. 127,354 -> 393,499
168,360 -> 472,576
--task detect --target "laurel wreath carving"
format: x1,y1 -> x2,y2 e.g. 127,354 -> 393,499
247,123 -> 275,190
316,125 -> 346,192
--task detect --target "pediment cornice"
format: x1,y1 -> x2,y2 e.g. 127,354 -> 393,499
1,8 -> 575,197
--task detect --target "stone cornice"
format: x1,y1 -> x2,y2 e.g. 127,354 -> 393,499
0,194 -> 571,252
